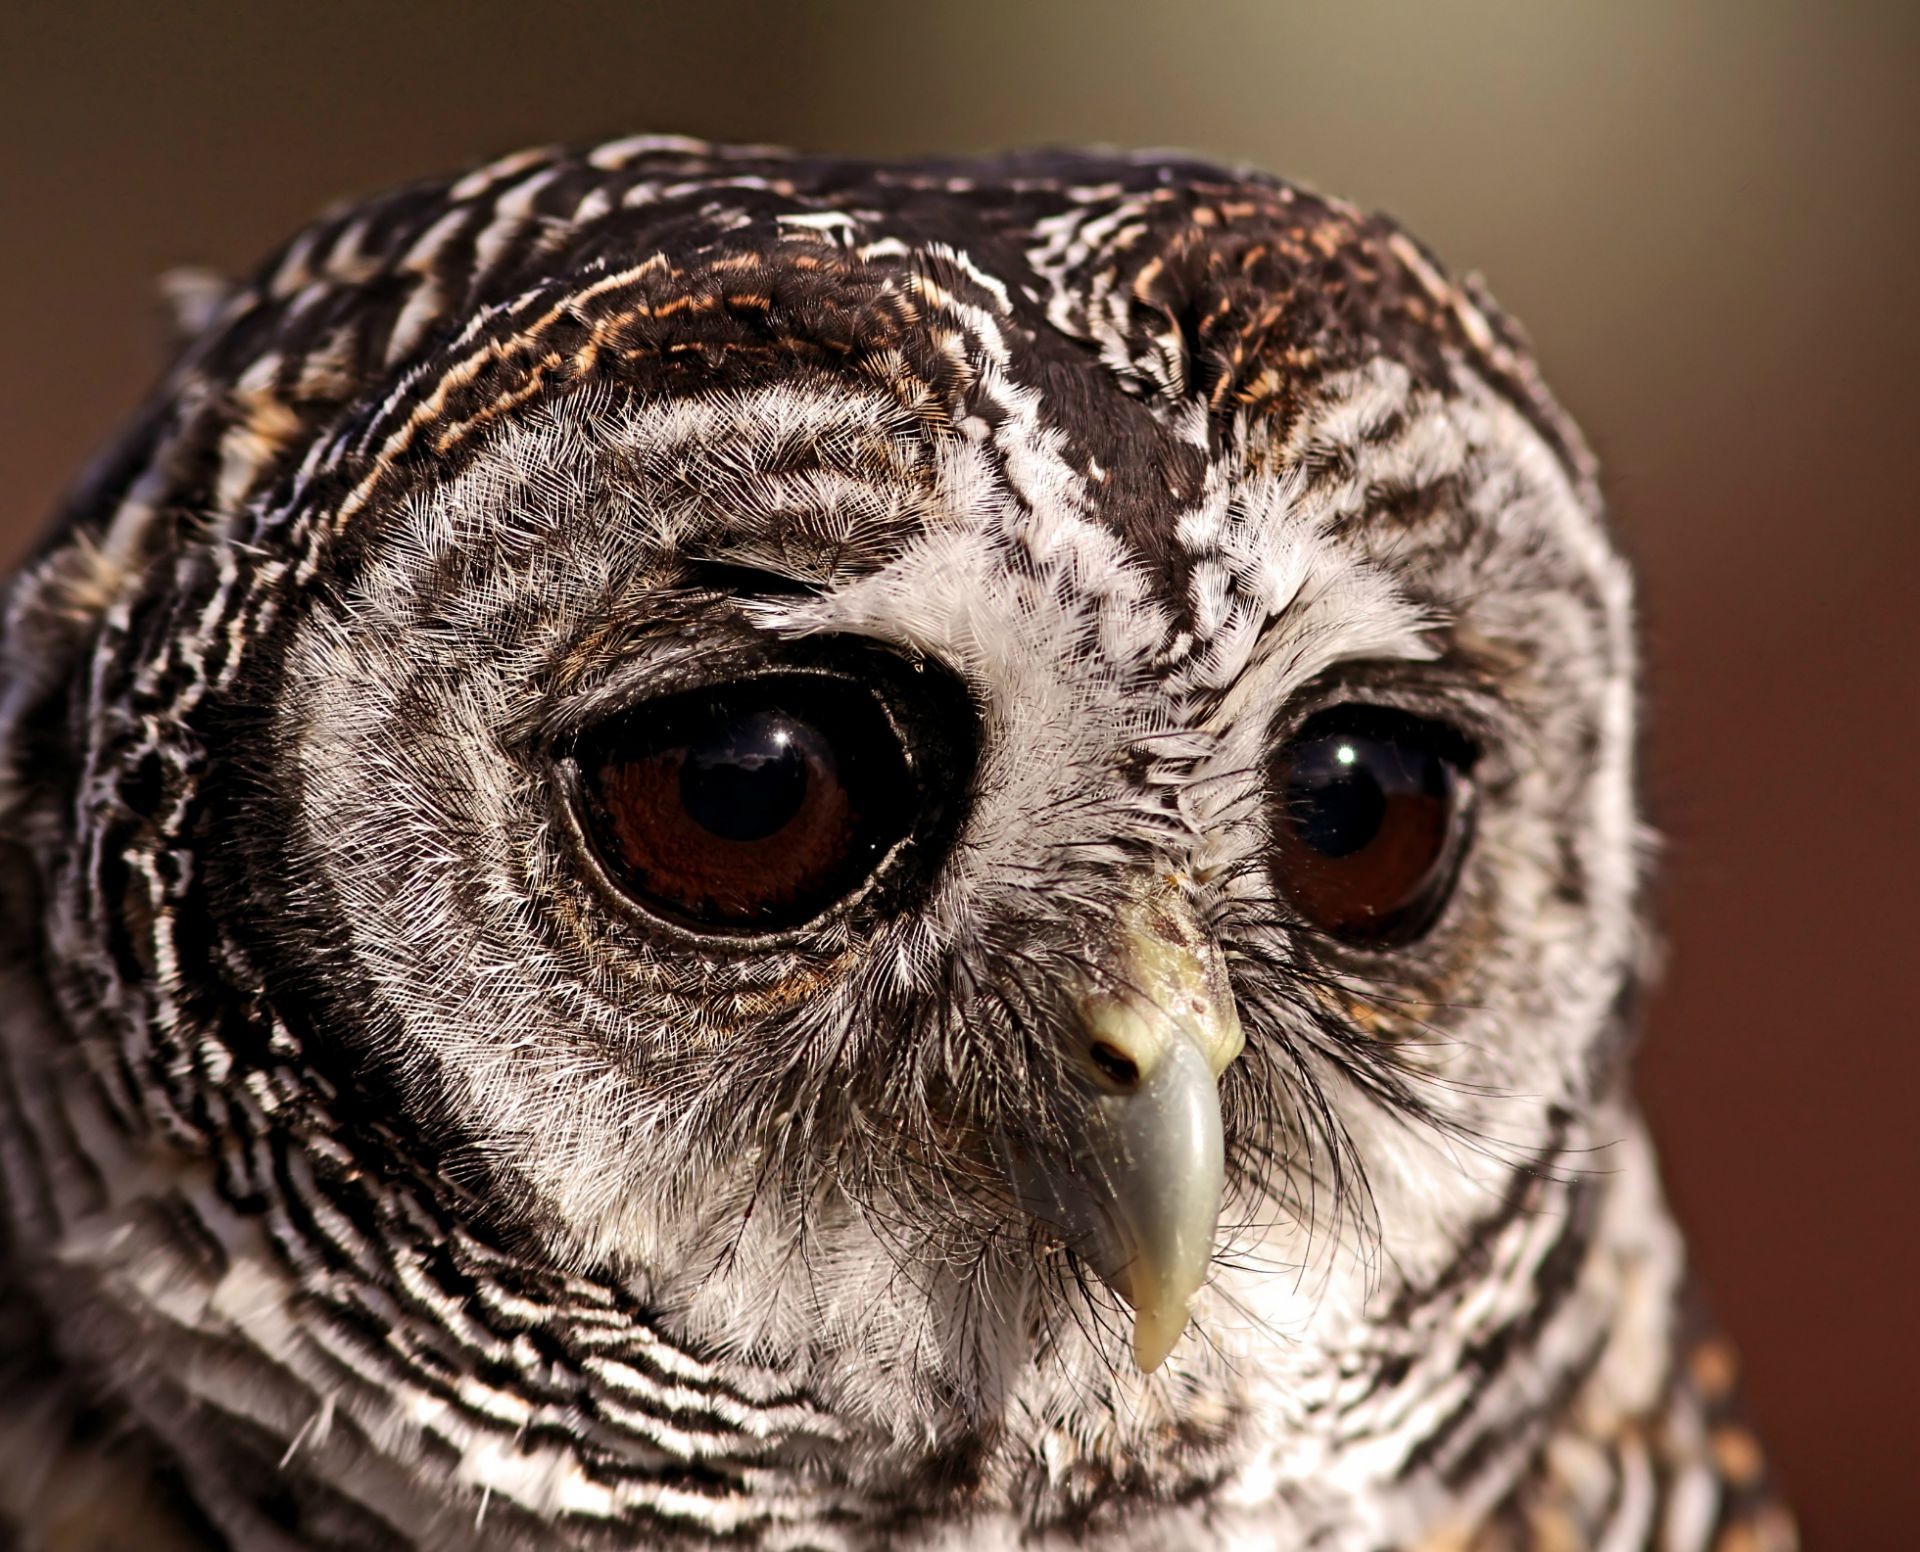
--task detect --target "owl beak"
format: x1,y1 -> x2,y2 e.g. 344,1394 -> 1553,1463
1027,877 -> 1245,1373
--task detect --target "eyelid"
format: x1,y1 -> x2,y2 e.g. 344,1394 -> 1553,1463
536,625 -> 868,751
678,557 -> 826,597
1260,666 -> 1509,783
1286,703 -> 1482,772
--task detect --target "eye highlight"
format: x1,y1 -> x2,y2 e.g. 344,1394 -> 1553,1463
1268,705 -> 1477,947
571,676 -> 920,932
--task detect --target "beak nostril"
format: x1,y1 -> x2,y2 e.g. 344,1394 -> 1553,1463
1088,1040 -> 1141,1088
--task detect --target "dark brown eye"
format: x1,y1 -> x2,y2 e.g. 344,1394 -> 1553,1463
1269,706 -> 1476,946
572,677 -> 918,931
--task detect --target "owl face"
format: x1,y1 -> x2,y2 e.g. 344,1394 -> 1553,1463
3,145 -> 1643,1530
274,368 -> 1631,1418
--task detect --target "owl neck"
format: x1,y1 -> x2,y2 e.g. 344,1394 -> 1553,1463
1342,1111 -> 1794,1552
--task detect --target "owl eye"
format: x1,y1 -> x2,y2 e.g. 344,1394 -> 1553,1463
571,677 -> 919,931
1268,706 -> 1477,947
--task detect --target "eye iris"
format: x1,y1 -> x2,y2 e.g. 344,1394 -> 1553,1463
1270,710 -> 1473,946
575,679 -> 911,931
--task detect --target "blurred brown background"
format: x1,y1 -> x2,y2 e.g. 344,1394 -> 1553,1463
3,2 -> 1912,1542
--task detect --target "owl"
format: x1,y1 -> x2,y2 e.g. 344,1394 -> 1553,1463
0,138 -> 1793,1551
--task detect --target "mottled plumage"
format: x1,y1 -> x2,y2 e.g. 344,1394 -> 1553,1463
0,137 -> 1791,1550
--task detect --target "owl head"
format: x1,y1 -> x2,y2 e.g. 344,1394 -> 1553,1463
0,141 -> 1645,1537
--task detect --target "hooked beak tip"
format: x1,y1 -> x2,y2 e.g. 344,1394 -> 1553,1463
1093,1253 -> 1192,1373
1129,1291 -> 1192,1374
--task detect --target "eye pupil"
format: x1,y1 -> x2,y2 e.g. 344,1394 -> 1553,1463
680,711 -> 817,842
1287,740 -> 1390,858
1270,709 -> 1474,946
